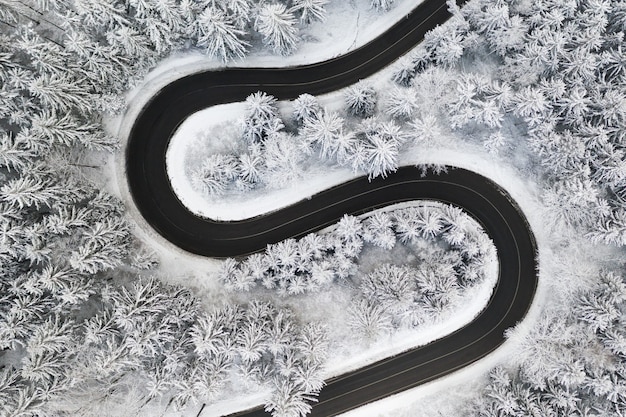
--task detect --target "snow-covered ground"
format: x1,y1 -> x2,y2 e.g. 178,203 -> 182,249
111,0 -> 423,252
110,1 -> 553,417
166,101 -> 361,220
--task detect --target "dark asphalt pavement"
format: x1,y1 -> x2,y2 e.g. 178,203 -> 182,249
126,0 -> 454,257
125,0 -> 538,415
222,167 -> 538,416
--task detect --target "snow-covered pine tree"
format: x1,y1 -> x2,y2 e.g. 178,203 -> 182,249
587,208 -> 626,246
344,81 -> 377,118
242,91 -> 283,143
69,218 -> 130,274
296,322 -> 328,366
196,6 -> 249,62
237,145 -> 264,189
255,3 -> 298,56
1,176 -> 58,210
334,214 -> 363,243
30,111 -> 118,151
415,260 -> 459,309
265,379 -> 315,417
409,113 -> 441,145
348,299 -> 392,339
431,28 -> 465,69
360,264 -> 416,319
363,127 -> 399,179
299,110 -> 344,159
262,132 -> 305,188
191,154 -> 239,195
370,0 -> 395,12
291,0 -> 328,24
362,211 -> 396,249
292,93 -> 321,125
0,132 -> 35,171
222,0 -> 252,28
28,73 -> 92,114
384,86 -> 419,120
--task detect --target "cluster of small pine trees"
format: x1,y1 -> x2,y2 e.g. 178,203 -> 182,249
465,269 -> 626,417
389,0 -> 626,246
220,202 -> 496,343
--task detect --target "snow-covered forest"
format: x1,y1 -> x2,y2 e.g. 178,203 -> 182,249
185,88 -> 408,199
0,0 -> 399,415
1,0 -> 626,415
170,0 -> 626,414
220,202 -> 497,331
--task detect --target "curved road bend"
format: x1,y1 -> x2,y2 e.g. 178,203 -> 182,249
127,0 -> 463,255
225,167 -> 537,417
125,0 -> 538,415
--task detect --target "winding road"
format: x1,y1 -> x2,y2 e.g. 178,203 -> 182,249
125,0 -> 538,415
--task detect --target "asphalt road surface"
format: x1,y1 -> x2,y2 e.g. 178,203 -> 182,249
126,0 -> 462,256
221,166 -> 537,416
125,0 -> 538,415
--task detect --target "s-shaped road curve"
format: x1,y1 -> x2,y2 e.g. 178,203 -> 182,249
125,0 -> 538,415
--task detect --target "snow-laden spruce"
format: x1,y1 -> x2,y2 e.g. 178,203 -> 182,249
464,269 -> 626,416
255,3 -> 299,56
242,91 -> 284,143
220,200 -> 496,301
344,81 -> 378,118
194,6 -> 249,62
292,0 -> 329,24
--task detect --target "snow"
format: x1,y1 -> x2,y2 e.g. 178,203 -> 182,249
111,0 -> 424,244
107,0 -> 556,416
322,250 -> 499,379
